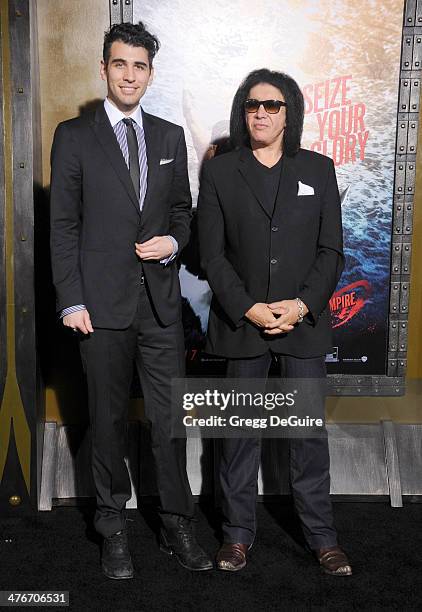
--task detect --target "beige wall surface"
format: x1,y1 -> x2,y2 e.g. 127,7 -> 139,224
37,1 -> 422,423
37,0 -> 109,186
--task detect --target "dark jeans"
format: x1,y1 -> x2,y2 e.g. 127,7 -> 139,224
79,281 -> 194,538
220,351 -> 338,550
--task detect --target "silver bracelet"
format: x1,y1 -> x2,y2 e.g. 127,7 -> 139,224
295,297 -> 305,323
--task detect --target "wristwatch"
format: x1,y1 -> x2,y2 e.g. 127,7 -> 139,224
295,297 -> 305,323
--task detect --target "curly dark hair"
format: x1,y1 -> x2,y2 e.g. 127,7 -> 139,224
230,68 -> 304,156
103,21 -> 160,67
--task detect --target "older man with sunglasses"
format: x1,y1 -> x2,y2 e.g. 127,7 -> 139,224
198,69 -> 352,575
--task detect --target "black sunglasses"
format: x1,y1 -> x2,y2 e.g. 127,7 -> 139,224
244,98 -> 287,114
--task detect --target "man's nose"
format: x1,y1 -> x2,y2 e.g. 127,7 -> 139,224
255,103 -> 267,117
123,66 -> 135,81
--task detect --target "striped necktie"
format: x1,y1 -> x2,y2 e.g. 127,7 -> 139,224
122,117 -> 140,200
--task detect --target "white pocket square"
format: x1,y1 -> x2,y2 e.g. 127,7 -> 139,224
160,158 -> 174,165
297,181 -> 315,196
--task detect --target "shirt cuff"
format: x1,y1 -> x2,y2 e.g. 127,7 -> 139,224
160,235 -> 178,265
60,304 -> 87,318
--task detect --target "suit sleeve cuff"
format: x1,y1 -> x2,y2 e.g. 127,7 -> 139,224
160,235 -> 178,265
60,304 -> 87,319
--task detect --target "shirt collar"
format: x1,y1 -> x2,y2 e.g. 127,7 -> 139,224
104,97 -> 143,129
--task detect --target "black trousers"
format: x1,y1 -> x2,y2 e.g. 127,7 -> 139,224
221,352 -> 338,550
79,280 -> 194,538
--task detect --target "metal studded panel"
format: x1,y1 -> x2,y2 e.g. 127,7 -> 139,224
388,0 -> 422,384
109,0 -> 133,25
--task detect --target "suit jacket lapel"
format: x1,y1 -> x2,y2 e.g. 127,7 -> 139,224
273,153 -> 299,220
238,147 -> 274,218
90,104 -> 141,216
141,110 -> 161,219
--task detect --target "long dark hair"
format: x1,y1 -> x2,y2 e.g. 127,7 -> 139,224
230,68 -> 304,156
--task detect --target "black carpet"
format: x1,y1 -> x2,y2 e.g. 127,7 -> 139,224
1,501 -> 422,611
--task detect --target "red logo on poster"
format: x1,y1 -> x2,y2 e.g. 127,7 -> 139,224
329,280 -> 371,328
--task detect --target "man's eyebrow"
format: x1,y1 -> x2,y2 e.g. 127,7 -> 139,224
110,58 -> 148,67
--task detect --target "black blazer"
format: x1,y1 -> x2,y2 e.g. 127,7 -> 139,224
197,146 -> 344,358
50,104 -> 192,328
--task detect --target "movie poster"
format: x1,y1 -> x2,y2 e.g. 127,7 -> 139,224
135,0 -> 404,375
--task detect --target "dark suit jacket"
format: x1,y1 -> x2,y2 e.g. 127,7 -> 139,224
197,146 -> 344,358
50,104 -> 191,328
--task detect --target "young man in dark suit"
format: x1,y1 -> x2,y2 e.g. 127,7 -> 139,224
50,21 -> 212,579
198,69 -> 352,576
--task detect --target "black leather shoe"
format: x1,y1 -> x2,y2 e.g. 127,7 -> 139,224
159,515 -> 213,571
102,530 -> 134,579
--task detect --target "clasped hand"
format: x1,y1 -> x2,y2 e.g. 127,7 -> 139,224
245,300 -> 303,335
135,236 -> 173,261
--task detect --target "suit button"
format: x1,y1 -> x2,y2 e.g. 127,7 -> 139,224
270,258 -> 277,265
271,226 -> 278,232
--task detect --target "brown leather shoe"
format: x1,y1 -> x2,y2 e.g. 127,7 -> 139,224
315,546 -> 352,576
216,543 -> 248,571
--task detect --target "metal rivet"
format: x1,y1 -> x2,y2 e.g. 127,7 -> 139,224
22,307 -> 27,313
399,146 -> 404,150
410,146 -> 415,151
21,235 -> 26,241
16,10 -> 22,16
19,162 -> 24,168
404,81 -> 408,86
17,87 -> 23,93
9,495 -> 21,506
404,62 -> 410,67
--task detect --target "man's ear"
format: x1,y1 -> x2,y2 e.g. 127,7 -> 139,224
148,67 -> 154,86
100,59 -> 107,82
